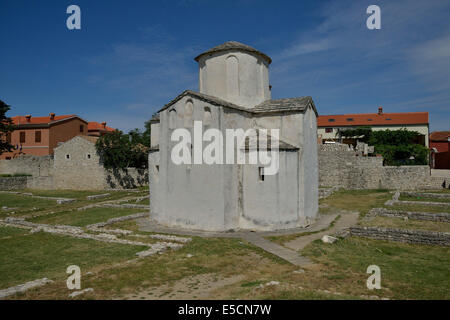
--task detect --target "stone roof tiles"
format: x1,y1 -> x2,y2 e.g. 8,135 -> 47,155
252,96 -> 318,116
156,90 -> 316,117
194,41 -> 272,64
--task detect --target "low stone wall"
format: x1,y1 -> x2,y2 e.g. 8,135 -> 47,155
0,155 -> 53,176
26,176 -> 54,190
319,144 -> 433,190
0,150 -> 148,190
381,166 -> 431,190
0,176 -> 28,190
105,168 -> 148,189
350,226 -> 450,246
319,187 -> 340,199
368,207 -> 450,223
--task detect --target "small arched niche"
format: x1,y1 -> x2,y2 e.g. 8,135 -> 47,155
226,55 -> 239,98
184,100 -> 194,128
169,109 -> 177,129
203,106 -> 212,126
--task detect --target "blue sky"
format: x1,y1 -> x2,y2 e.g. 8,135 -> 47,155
1,0 -> 449,132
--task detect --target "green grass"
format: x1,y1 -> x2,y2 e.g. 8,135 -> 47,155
319,189 -> 391,216
360,216 -> 450,233
302,237 -> 450,300
0,225 -> 28,237
0,231 -> 146,289
24,189 -> 146,200
399,195 -> 450,204
17,236 -> 292,299
0,193 -> 56,211
135,198 -> 150,205
29,207 -> 144,227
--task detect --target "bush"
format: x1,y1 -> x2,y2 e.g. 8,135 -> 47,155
339,128 -> 429,166
95,129 -> 149,170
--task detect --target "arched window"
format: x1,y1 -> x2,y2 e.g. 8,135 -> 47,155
184,100 -> 193,128
226,55 -> 239,98
169,109 -> 177,129
203,107 -> 212,126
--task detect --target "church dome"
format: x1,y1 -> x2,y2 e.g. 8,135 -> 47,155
196,41 -> 272,107
194,41 -> 272,64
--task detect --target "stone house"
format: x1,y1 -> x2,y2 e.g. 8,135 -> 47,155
149,41 -> 319,232
53,135 -> 148,190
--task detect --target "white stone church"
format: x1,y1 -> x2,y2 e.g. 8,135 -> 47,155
149,41 -> 318,231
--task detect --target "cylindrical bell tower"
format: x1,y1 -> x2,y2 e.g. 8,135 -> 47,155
195,41 -> 272,108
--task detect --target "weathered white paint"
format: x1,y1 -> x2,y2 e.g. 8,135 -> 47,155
149,42 -> 318,231
198,51 -> 270,107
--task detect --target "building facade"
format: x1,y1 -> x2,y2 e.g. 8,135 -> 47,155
430,131 -> 450,169
1,114 -> 88,159
317,107 -> 429,147
149,41 -> 319,232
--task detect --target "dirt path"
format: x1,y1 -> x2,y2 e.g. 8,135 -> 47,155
118,273 -> 245,300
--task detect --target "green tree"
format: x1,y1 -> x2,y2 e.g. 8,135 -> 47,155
339,127 -> 429,166
95,127 -> 149,170
0,99 -> 14,155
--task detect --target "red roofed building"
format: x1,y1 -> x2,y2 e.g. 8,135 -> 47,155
430,131 -> 450,169
87,121 -> 116,137
317,107 -> 430,147
1,113 -> 88,159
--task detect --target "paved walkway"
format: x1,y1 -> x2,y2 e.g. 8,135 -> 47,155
242,233 -> 313,267
284,212 -> 359,251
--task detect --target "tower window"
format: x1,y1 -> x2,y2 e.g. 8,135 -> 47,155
66,154 -> 70,160
80,124 -> 84,133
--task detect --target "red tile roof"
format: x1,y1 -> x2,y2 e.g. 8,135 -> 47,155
430,131 -> 450,141
11,114 -> 83,125
87,122 -> 116,132
318,112 -> 429,127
